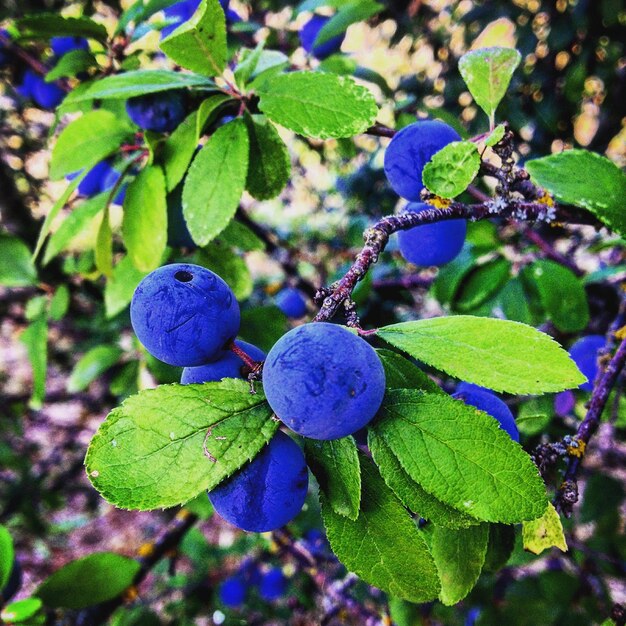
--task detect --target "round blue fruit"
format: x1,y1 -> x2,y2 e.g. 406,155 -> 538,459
0,30 -> 12,66
126,91 -> 186,133
262,323 -> 386,440
166,184 -> 195,248
259,568 -> 287,601
67,160 -> 114,197
453,384 -> 519,442
51,36 -> 89,56
130,263 -> 240,367
208,431 -> 308,532
32,76 -> 65,109
16,69 -> 38,98
299,14 -> 345,60
181,340 -> 265,384
275,287 -> 307,319
397,202 -> 466,266
569,334 -> 605,392
219,575 -> 246,608
384,120 -> 461,201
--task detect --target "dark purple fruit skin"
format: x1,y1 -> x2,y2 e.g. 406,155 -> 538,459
262,323 -> 386,440
125,91 -> 186,133
569,334 -> 605,392
384,120 -> 461,201
397,202 -> 467,267
67,160 -> 114,197
208,431 -> 308,533
181,340 -> 265,384
1,559 -> 22,603
299,15 -> 345,60
32,77 -> 65,109
219,575 -> 247,607
130,263 -> 240,367
51,36 -> 89,56
259,568 -> 287,601
453,383 -> 519,442
275,287 -> 307,319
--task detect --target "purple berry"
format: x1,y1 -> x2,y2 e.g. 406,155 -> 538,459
275,287 -> 307,319
67,160 -> 114,197
397,202 -> 466,266
219,575 -> 246,608
130,263 -> 240,366
299,15 -> 345,60
384,120 -> 461,201
181,340 -> 265,384
262,323 -> 386,440
208,431 -> 308,532
51,36 -> 89,56
259,568 -> 287,601
32,76 -> 65,109
569,334 -> 605,392
126,91 -> 186,133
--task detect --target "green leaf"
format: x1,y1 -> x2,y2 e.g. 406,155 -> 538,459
304,437 -> 361,520
257,71 -> 378,139
50,110 -> 132,180
313,1 -> 382,46
195,94 -> 232,140
484,123 -> 506,147
122,165 -> 167,272
0,598 -> 43,623
33,170 -> 90,261
49,285 -> 70,322
483,523 -> 515,572
37,553 -> 140,609
369,431 -> 478,529
321,456 -> 440,603
458,47 -> 521,125
161,111 -> 198,192
373,390 -> 549,523
422,140 -> 480,199
522,502 -> 567,555
182,118 -> 249,246
192,244 -> 252,301
499,277 -> 536,325
16,14 -> 108,41
433,245 -> 479,305
20,318 -> 48,410
431,523 -> 489,605
217,219 -> 264,252
85,380 -> 277,510
525,150 -> 626,238
95,206 -> 113,277
377,349 -> 442,395
234,42 -> 265,89
0,525 -> 14,589
104,256 -> 149,319
43,193 -> 108,265
0,234 -> 37,287
244,115 -> 290,200
521,260 -> 589,333
378,316 -> 585,394
67,345 -> 124,393
46,49 -> 98,82
516,395 -> 553,436
160,0 -> 227,76
64,70 -> 217,102
453,257 -> 511,313
388,598 -> 421,626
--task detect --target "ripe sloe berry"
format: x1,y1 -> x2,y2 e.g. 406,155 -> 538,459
51,36 -> 89,56
181,340 -> 265,384
126,91 -> 186,133
208,431 -> 308,532
569,334 -> 605,392
384,120 -> 461,201
130,263 -> 240,366
453,383 -> 519,442
299,15 -> 345,60
67,160 -> 114,197
32,76 -> 65,109
262,323 -> 386,440
219,575 -> 246,608
397,202 -> 466,266
259,568 -> 287,601
275,287 -> 307,319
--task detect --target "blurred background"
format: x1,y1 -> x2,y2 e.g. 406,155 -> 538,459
1,0 -> 625,624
